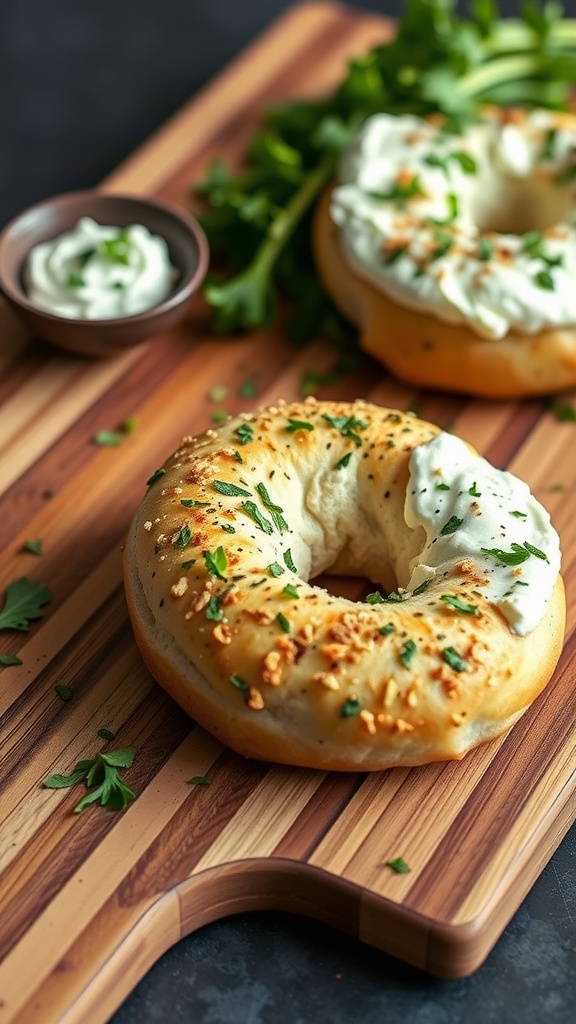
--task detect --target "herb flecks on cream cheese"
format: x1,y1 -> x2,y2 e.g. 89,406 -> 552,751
331,110 -> 576,340
405,433 -> 561,635
25,217 -> 177,320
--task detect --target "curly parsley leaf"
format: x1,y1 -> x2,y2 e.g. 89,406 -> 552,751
42,747 -> 137,814
0,578 -> 52,632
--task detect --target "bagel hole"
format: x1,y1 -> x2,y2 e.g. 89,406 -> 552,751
311,573 -> 388,602
471,170 -> 571,236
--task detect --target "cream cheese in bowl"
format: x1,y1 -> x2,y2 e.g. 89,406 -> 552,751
24,216 -> 178,320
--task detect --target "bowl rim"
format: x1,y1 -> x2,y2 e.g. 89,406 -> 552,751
0,188 -> 210,327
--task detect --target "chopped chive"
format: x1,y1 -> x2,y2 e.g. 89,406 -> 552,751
283,549 -> 298,573
282,584 -> 300,599
412,579 -> 431,596
255,483 -> 289,533
230,674 -> 249,694
276,612 -> 291,633
181,499 -> 211,508
268,562 -> 285,577
334,452 -> 353,470
399,639 -> 417,668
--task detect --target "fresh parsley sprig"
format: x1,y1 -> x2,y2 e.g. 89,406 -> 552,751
0,577 -> 52,631
195,0 -> 576,338
42,747 -> 137,814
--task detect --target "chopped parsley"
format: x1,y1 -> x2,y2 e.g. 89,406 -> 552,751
187,776 -> 211,786
282,584 -> 300,599
412,579 -> 431,596
481,541 -> 548,566
365,592 -> 385,604
172,525 -> 192,549
23,538 -> 43,555
55,684 -> 73,702
378,623 -> 395,636
241,501 -> 274,534
146,468 -> 165,486
286,419 -> 314,433
335,452 -> 353,470
468,482 -> 481,497
276,612 -> 291,633
510,510 -> 527,519
399,639 -> 417,667
442,646 -> 469,672
42,746 -> 137,814
203,546 -> 228,579
268,562 -> 285,577
534,269 -> 555,290
230,674 -> 249,694
255,483 -> 289,533
341,697 -> 363,717
235,423 -> 254,445
283,549 -> 298,573
436,482 -> 450,491
0,577 -> 52,631
0,653 -> 23,666
214,480 -> 251,497
440,594 -> 478,615
385,856 -> 411,874
322,413 -> 368,447
205,595 -> 224,621
440,515 -> 464,536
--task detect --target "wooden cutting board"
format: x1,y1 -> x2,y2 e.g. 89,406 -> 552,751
1,3 -> 576,1020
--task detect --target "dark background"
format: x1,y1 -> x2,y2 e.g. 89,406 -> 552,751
1,2 -> 575,1022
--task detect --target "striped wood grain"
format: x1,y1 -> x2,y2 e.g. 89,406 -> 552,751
0,3 -> 575,1022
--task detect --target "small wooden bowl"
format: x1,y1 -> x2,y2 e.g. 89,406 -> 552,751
0,190 -> 209,357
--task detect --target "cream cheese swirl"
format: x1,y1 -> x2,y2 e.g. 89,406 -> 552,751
331,110 -> 576,340
405,433 -> 561,635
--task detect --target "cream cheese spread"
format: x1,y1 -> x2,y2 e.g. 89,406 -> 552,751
25,217 -> 177,320
331,110 -> 576,340
405,433 -> 561,635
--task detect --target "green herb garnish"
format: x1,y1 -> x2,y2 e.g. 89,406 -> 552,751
205,595 -> 224,621
187,776 -> 211,786
549,401 -> 576,422
147,468 -> 165,486
341,697 -> 362,718
42,747 -> 136,813
276,612 -> 292,633
440,515 -> 463,536
468,482 -> 481,497
55,684 -> 73,702
181,498 -> 211,508
241,500 -> 274,534
100,228 -> 131,266
481,541 -> 547,566
334,452 -> 353,470
399,639 -> 417,668
286,419 -> 315,433
97,728 -> 117,742
0,577 -> 52,631
93,430 -> 122,447
23,538 -> 43,555
385,857 -> 411,874
203,546 -> 228,579
235,423 -> 254,445
442,646 -> 469,672
214,480 -> 251,497
268,562 -> 285,577
282,584 -> 300,598
322,413 -> 368,446
436,482 -> 450,491
255,483 -> 289,533
365,592 -> 385,604
412,579 -> 431,596
172,526 -> 192,549
237,375 -> 258,398
67,272 -> 85,288
283,549 -> 298,572
221,523 -> 236,533
440,594 -> 478,615
230,674 -> 249,694
0,653 -> 23,666
378,623 -> 395,636
478,237 -> 495,262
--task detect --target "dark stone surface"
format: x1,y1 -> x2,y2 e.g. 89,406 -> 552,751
1,2 -> 575,1019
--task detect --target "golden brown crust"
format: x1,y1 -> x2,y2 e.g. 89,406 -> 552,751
123,399 -> 565,771
313,187 -> 576,398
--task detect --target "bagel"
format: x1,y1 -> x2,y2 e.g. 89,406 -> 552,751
314,109 -> 576,398
123,399 -> 565,771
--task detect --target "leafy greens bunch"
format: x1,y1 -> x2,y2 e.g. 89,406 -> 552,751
195,0 -> 576,340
